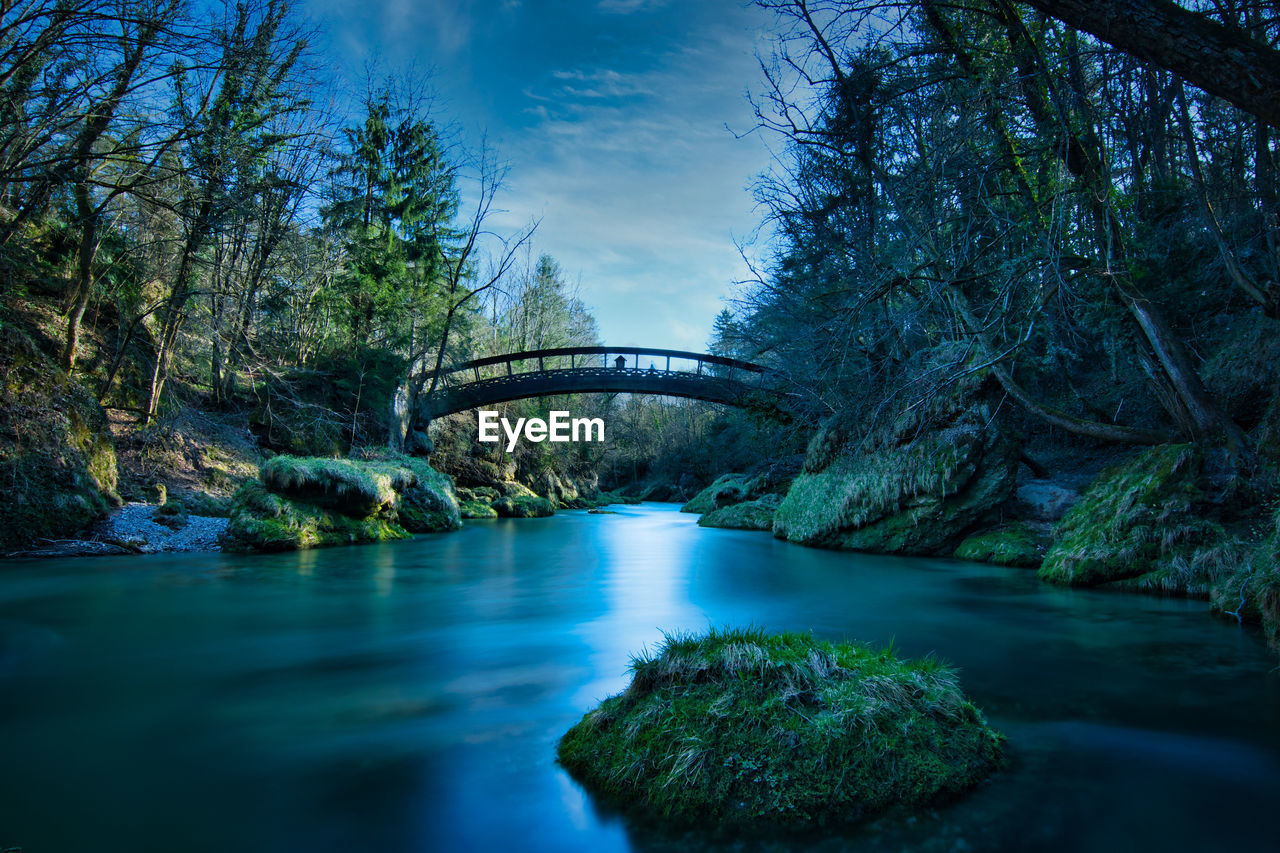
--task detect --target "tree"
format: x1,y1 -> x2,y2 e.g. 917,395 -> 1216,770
145,0 -> 310,421
1021,0 -> 1280,127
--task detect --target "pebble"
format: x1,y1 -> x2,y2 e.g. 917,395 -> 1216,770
93,503 -> 229,553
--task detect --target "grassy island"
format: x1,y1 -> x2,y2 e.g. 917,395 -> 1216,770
557,628 -> 1004,830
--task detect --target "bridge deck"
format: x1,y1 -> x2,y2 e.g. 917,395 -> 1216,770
421,346 -> 771,419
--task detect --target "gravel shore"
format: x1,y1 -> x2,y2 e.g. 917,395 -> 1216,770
5,504 -> 230,559
95,503 -> 229,553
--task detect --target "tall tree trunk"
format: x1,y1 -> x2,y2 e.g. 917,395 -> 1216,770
146,199 -> 211,422
61,178 -> 98,371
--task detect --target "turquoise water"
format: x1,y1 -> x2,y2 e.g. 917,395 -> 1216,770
1,504 -> 1278,851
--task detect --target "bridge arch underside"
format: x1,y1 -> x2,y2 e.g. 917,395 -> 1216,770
423,367 -> 763,419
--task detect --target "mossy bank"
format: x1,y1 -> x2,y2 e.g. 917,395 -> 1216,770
558,628 -> 1004,830
0,323 -> 119,550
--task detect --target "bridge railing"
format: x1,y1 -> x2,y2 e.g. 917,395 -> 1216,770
429,346 -> 766,391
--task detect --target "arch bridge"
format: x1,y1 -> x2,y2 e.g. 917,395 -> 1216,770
420,346 -> 775,420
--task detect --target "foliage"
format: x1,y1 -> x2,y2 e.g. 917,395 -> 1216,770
557,627 -> 1004,829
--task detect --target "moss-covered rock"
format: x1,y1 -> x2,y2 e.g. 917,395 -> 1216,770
493,480 -> 540,500
259,454 -> 413,517
221,481 -> 412,551
460,500 -> 499,519
773,403 -> 1017,555
222,453 -> 459,550
370,452 -> 461,533
681,473 -> 753,514
698,497 -> 779,531
153,498 -> 189,530
178,491 -> 233,518
0,323 -> 120,550
1210,504 -> 1280,649
491,494 -> 555,518
954,522 -> 1048,567
557,628 -> 1004,830
1039,444 -> 1232,591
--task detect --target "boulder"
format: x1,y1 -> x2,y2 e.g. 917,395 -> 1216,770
954,522 -> 1049,567
558,628 -> 1004,829
697,495 -> 779,531
1039,444 -> 1232,593
491,495 -> 555,518
773,403 -> 1018,555
1011,481 -> 1080,522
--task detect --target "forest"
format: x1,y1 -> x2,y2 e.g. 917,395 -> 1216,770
1,0 -> 1278,644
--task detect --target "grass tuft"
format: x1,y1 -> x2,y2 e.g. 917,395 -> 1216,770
558,627 -> 1004,830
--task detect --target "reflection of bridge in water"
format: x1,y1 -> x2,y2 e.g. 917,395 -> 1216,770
421,346 -> 776,419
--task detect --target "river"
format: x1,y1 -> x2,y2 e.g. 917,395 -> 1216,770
1,504 -> 1278,851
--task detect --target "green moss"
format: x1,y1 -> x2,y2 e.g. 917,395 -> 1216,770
1039,445 -> 1229,590
698,498 -> 777,531
681,473 -> 753,514
0,323 -> 120,549
369,452 -> 461,533
153,498 -> 189,530
954,523 -> 1047,568
179,491 -> 233,518
222,481 -> 411,552
460,500 -> 498,519
773,424 -> 1015,555
492,495 -> 555,518
1211,505 -> 1280,649
259,454 -> 414,517
557,628 -> 1004,830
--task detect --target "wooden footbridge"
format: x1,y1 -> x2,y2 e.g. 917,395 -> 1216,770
420,346 -> 776,419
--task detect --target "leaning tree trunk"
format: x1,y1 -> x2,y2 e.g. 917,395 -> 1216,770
1021,0 -> 1280,128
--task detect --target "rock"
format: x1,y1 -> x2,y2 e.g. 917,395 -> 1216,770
222,482 -> 411,552
1039,444 -> 1232,592
221,453 -> 460,550
557,628 -> 1004,829
259,455 -> 412,517
1011,481 -> 1080,522
681,473 -> 753,514
460,500 -> 498,519
698,496 -> 779,531
954,522 -> 1049,567
493,480 -> 539,500
379,453 -> 462,533
491,495 -> 555,518
772,404 -> 1018,555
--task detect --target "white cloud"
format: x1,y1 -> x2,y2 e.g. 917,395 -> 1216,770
493,12 -> 770,349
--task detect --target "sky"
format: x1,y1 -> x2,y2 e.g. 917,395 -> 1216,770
303,0 -> 777,352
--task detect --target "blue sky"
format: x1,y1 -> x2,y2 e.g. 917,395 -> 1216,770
304,0 -> 775,352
